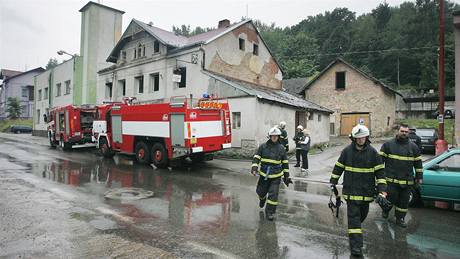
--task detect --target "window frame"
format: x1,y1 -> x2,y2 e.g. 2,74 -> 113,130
232,112 -> 241,130
335,71 -> 346,90
239,38 -> 245,51
135,75 -> 144,94
253,44 -> 259,56
56,83 -> 62,97
65,80 -> 71,95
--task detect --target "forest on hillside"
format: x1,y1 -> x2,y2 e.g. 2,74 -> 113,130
173,0 -> 459,93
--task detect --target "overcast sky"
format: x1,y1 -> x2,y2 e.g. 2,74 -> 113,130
1,0 -> 459,71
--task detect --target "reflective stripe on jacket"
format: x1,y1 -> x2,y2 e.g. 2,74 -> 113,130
252,140 -> 289,179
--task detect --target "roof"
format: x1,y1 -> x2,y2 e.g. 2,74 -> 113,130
1,67 -> 44,82
0,69 -> 22,80
301,58 -> 402,97
282,77 -> 309,95
79,1 -> 125,14
204,71 -> 333,113
106,19 -> 283,73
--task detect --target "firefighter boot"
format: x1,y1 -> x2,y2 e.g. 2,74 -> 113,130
259,198 -> 266,209
382,208 -> 389,219
294,163 -> 300,167
266,213 -> 275,221
396,218 -> 407,228
350,247 -> 363,257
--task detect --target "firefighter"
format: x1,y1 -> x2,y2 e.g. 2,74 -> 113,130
379,124 -> 423,228
252,127 -> 293,221
330,124 -> 387,257
408,127 -> 422,152
278,121 -> 289,151
293,125 -> 304,167
299,128 -> 311,174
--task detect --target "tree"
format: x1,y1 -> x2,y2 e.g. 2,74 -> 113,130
46,58 -> 59,69
6,97 -> 22,119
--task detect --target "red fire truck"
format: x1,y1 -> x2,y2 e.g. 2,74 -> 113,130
92,96 -> 232,167
47,104 -> 97,150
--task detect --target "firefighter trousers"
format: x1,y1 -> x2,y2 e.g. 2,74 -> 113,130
295,149 -> 301,165
256,177 -> 281,215
301,150 -> 309,170
386,183 -> 410,219
346,200 -> 370,250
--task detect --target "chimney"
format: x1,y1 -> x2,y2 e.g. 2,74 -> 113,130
218,19 -> 230,29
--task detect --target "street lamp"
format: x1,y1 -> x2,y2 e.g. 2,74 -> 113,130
57,50 -> 76,58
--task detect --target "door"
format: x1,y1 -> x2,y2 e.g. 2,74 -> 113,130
111,115 -> 122,143
295,111 -> 307,128
65,110 -> 70,136
340,113 -> 370,136
170,114 -> 185,147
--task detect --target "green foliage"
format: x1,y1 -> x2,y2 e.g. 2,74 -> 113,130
6,97 -> 22,119
46,58 -> 59,69
172,25 -> 214,36
0,119 -> 32,132
396,118 -> 455,144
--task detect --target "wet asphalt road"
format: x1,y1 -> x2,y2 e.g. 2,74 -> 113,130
0,137 -> 459,259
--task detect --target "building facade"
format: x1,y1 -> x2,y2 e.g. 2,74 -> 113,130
302,58 -> 401,137
0,68 -> 45,120
98,19 -> 332,154
33,1 -> 124,135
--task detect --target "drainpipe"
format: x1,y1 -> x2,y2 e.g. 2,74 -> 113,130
436,0 -> 448,154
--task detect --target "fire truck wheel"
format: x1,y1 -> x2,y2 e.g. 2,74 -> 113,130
99,138 -> 114,158
135,141 -> 151,165
151,143 -> 168,168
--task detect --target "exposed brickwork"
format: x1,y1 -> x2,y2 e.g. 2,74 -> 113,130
305,62 -> 396,137
232,25 -> 259,44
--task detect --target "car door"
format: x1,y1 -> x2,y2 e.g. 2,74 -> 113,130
423,152 -> 460,201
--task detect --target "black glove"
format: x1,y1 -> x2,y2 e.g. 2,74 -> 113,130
283,177 -> 293,187
251,166 -> 258,176
375,194 -> 392,211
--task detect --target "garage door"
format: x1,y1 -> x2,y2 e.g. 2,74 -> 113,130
340,113 -> 370,136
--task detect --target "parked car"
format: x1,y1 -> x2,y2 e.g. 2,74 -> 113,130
409,148 -> 460,210
10,125 -> 32,134
415,128 -> 438,154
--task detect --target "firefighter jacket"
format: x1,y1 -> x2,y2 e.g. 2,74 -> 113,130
252,140 -> 290,179
379,137 -> 423,185
279,128 -> 288,147
330,142 -> 386,202
293,131 -> 304,149
299,135 -> 311,152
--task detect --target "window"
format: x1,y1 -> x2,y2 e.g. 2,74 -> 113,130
232,112 -> 241,129
253,44 -> 259,56
318,114 -> 322,122
65,80 -> 71,95
105,82 -> 113,99
36,109 -> 40,124
118,79 -> 126,96
135,76 -> 144,94
239,38 -> 245,51
21,105 -> 27,115
38,89 -> 42,101
134,49 -> 137,59
178,67 -> 186,88
56,83 -> 61,97
28,87 -> 34,101
150,73 -> 160,92
44,87 -> 48,100
387,116 -> 391,126
330,123 -> 335,135
154,40 -> 160,53
121,50 -> 127,61
22,88 -> 28,97
308,112 -> 314,120
437,153 -> 460,170
336,72 -> 346,89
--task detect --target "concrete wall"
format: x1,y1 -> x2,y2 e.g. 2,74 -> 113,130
204,22 -> 283,89
454,13 -> 460,145
80,3 -> 123,104
305,62 -> 396,137
0,71 -> 41,119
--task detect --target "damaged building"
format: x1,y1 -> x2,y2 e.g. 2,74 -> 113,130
98,18 -> 332,154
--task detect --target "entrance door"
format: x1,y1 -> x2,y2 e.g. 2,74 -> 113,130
170,114 -> 185,147
295,111 -> 307,128
340,113 -> 370,136
111,115 -> 122,143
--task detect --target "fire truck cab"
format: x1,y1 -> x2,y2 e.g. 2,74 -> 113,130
47,104 -> 97,150
92,96 -> 232,168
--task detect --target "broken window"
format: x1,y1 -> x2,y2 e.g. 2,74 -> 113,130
308,112 -> 314,120
105,82 -> 113,99
56,83 -> 61,97
336,72 -> 346,89
150,73 -> 160,92
176,67 -> 186,88
232,112 -> 241,129
239,38 -> 245,51
136,75 -> 144,93
154,40 -> 160,53
118,79 -> 126,96
253,44 -> 259,56
121,50 -> 127,61
65,80 -> 71,94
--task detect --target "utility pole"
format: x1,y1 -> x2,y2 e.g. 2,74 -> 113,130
436,0 -> 448,154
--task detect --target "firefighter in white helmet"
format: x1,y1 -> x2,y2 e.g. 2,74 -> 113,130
278,121 -> 289,151
251,127 -> 293,220
330,124 -> 387,257
293,125 -> 304,167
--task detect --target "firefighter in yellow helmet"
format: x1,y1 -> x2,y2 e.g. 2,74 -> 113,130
330,124 -> 387,257
251,127 -> 293,220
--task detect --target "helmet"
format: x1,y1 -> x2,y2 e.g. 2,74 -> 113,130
279,121 -> 286,129
297,125 -> 304,130
351,124 -> 369,138
268,127 -> 282,136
